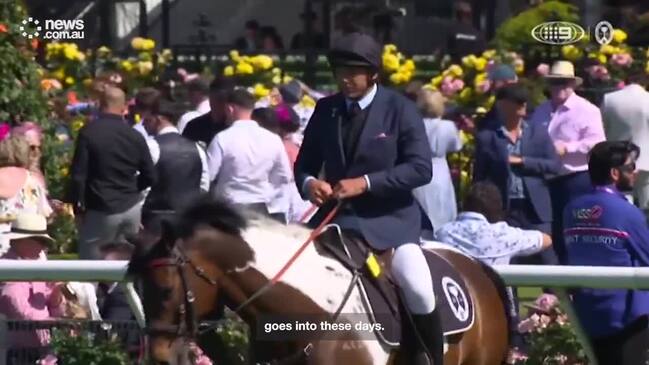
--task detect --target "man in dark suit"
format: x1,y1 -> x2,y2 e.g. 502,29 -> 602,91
294,33 -> 440,365
474,85 -> 561,264
182,76 -> 236,147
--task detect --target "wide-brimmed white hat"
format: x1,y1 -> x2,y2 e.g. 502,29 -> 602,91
545,60 -> 583,85
6,213 -> 53,246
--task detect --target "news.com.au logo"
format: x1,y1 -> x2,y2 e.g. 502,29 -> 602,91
531,20 -> 614,46
19,17 -> 85,40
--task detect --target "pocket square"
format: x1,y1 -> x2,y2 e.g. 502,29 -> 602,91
375,133 -> 388,139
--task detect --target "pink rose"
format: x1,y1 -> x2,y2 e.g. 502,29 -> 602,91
611,53 -> 633,67
534,294 -> 559,312
451,79 -> 465,92
536,63 -> 550,76
617,81 -> 626,89
477,80 -> 491,93
0,123 -> 10,142
190,343 -> 213,365
517,314 -> 541,333
587,65 -> 610,81
539,314 -> 552,329
38,355 -> 58,365
556,314 -> 569,326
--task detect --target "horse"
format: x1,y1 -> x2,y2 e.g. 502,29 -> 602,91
127,198 -> 511,365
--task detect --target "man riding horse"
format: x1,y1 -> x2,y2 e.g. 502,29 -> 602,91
294,32 -> 442,365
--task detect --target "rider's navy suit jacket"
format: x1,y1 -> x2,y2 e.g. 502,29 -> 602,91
294,84 -> 432,250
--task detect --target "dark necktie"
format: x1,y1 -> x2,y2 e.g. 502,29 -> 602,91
342,102 -> 364,160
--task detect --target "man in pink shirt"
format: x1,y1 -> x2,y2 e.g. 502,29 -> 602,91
0,213 -> 65,351
528,61 -> 606,263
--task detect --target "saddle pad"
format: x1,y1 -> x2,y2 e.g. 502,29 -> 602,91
424,249 -> 475,335
332,229 -> 475,347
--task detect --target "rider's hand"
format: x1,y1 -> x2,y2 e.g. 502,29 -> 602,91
307,179 -> 334,206
333,177 -> 368,199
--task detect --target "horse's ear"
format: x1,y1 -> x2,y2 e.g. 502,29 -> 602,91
160,219 -> 178,252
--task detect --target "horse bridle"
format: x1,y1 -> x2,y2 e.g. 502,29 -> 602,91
145,246 -> 218,339
142,245 -> 318,364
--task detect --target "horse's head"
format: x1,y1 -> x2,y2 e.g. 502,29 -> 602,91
127,198 -> 253,364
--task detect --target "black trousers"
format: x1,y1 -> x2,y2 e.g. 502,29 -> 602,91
592,316 -> 649,365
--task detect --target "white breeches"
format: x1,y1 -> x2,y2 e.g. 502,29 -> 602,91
391,243 -> 436,314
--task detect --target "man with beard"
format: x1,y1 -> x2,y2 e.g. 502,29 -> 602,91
563,141 -> 649,365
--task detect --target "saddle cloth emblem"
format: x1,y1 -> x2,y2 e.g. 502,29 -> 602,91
442,276 -> 470,322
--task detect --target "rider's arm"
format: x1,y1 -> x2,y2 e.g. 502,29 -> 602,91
294,102 -> 324,199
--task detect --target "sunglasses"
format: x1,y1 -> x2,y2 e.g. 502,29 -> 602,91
616,162 -> 636,173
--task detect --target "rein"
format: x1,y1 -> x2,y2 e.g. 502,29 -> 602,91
143,200 -> 343,363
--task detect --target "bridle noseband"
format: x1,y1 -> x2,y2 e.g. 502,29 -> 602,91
144,246 -> 217,339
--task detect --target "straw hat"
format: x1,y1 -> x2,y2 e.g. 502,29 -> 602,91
6,213 -> 53,246
545,60 -> 583,85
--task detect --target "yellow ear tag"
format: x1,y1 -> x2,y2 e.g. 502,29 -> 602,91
366,253 -> 381,278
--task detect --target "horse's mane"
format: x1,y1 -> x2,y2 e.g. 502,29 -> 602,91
127,195 -> 248,275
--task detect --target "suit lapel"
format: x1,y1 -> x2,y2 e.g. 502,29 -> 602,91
351,85 -> 387,164
520,122 -> 532,156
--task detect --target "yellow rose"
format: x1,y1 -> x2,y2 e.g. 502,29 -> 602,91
161,48 -> 173,59
250,55 -> 274,71
59,166 -> 69,177
485,94 -> 496,109
252,83 -> 270,99
431,75 -> 444,87
283,75 -> 293,84
473,57 -> 487,72
600,44 -> 616,55
389,72 -> 406,85
272,67 -> 281,75
402,59 -> 415,73
97,46 -> 111,56
64,76 -> 75,85
119,60 -> 134,72
447,64 -> 463,78
482,49 -> 497,59
613,29 -> 627,44
142,38 -> 155,51
71,118 -> 85,133
51,67 -> 65,81
63,44 -> 79,60
229,50 -> 241,62
462,55 -> 477,68
82,78 -> 93,88
382,53 -> 400,72
384,44 -> 397,54
235,62 -> 254,75
137,60 -> 154,75
75,50 -> 86,62
423,84 -> 437,91
272,75 -> 282,85
130,37 -> 145,50
223,65 -> 234,77
561,45 -> 582,61
459,87 -> 472,103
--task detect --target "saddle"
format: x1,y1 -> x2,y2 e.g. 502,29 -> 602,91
314,225 -> 475,348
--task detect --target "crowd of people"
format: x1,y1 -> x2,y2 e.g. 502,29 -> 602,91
0,28 -> 649,364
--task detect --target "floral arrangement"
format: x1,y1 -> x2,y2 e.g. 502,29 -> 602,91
515,294 -> 588,365
222,50 -> 293,99
381,44 -> 416,86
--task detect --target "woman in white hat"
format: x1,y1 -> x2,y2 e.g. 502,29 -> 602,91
0,213 -> 65,353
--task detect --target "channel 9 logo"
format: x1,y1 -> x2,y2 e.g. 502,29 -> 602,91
531,20 -> 613,46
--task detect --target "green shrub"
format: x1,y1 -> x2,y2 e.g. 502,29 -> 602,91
49,329 -> 130,365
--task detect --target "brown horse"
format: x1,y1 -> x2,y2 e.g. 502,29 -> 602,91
128,199 -> 511,365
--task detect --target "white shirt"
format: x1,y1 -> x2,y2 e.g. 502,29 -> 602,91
436,212 -> 543,266
177,99 -> 211,133
207,119 -> 293,208
133,122 -> 150,140
146,126 -> 210,192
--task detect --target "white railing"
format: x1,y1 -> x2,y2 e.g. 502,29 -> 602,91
3,261 -> 646,365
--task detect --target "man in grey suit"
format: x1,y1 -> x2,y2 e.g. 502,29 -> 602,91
601,75 -> 649,217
